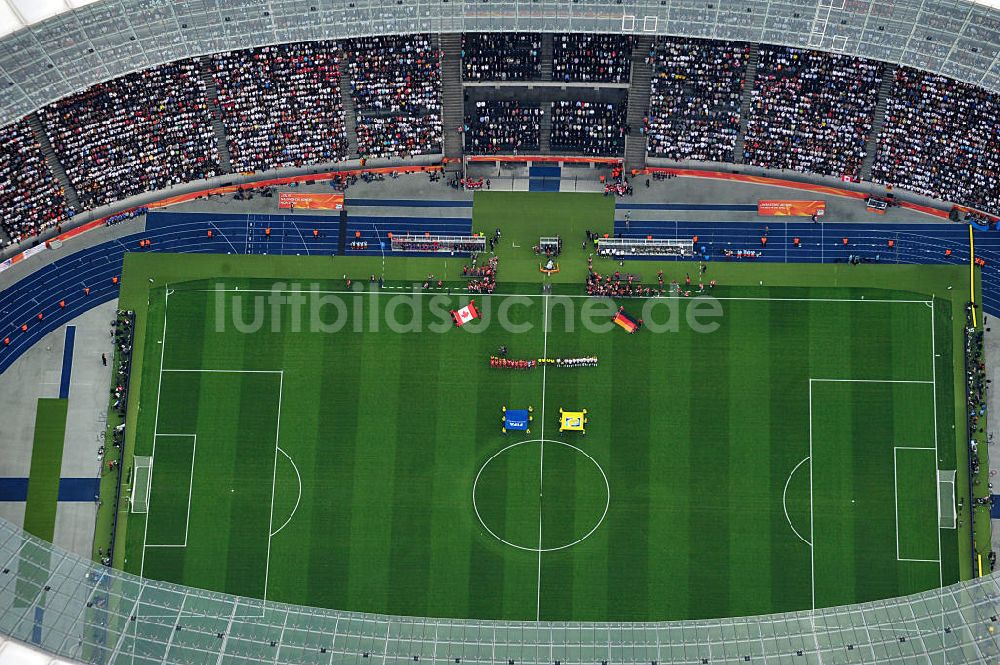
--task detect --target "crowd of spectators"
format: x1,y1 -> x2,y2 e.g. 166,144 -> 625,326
0,119 -> 71,245
464,100 -> 542,154
646,38 -> 750,162
210,42 -> 349,172
872,67 -> 1000,212
552,34 -> 633,83
550,101 -> 628,156
965,304 -> 987,487
744,46 -> 883,177
38,61 -> 221,208
343,35 -> 443,158
462,33 -> 542,81
15,34 -> 1000,222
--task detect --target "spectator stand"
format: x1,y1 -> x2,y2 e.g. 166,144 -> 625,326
209,42 -> 349,173
645,37 -> 751,163
552,34 -> 633,84
463,99 -> 543,156
550,100 -> 629,157
462,33 -> 543,82
872,66 -> 1000,215
37,60 -> 222,209
462,33 -> 632,89
0,119 -> 72,247
744,46 -> 883,178
342,35 -> 443,160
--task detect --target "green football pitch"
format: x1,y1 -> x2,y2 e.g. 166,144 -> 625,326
116,194 -> 971,622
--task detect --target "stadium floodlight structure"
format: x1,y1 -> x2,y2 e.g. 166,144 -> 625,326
3,0 -> 1000,127
0,517 -> 999,664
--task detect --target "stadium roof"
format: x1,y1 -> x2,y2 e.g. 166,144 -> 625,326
0,0 -> 99,37
0,0 -> 999,39
0,517 -> 998,665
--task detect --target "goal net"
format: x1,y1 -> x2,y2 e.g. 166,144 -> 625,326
131,456 -> 152,514
938,470 -> 956,529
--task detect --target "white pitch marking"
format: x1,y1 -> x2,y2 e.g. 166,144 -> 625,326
809,378 -> 933,384
782,457 -> 812,546
809,374 -> 942,610
270,447 -> 302,537
161,368 -> 282,374
472,439 -> 610,553
141,362 -> 283,608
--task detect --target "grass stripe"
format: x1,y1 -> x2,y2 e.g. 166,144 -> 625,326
17,398 -> 68,608
895,448 -> 939,560
386,329 -> 441,616
768,298 -> 812,613
23,398 -> 68,541
686,308 -> 730,619
727,300 -> 774,617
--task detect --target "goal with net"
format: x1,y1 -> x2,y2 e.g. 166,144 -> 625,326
131,455 -> 152,514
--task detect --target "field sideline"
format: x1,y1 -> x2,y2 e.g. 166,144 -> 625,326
111,192 -> 976,622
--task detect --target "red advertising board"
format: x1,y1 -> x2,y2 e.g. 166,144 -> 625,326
278,192 -> 345,211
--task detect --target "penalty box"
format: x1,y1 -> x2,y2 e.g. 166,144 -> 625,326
139,368 -> 283,602
809,379 -> 944,609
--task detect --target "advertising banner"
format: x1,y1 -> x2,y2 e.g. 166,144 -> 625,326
757,200 -> 826,216
278,192 -> 345,211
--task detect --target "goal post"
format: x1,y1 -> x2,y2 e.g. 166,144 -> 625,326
938,470 -> 956,529
131,456 -> 152,514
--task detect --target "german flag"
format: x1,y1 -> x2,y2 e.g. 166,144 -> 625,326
613,310 -> 639,333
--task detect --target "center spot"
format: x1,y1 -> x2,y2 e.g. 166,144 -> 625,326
472,439 -> 610,552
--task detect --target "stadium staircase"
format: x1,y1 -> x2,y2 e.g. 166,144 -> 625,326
337,65 -> 361,158
624,35 -> 654,173
27,113 -> 81,212
540,102 -> 552,153
733,42 -> 761,164
541,33 -> 554,81
861,63 -> 897,181
438,33 -> 465,162
197,57 -> 234,173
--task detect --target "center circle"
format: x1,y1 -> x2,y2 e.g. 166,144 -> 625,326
472,439 -> 610,552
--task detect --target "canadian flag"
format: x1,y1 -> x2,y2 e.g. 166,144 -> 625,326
452,301 -> 479,327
